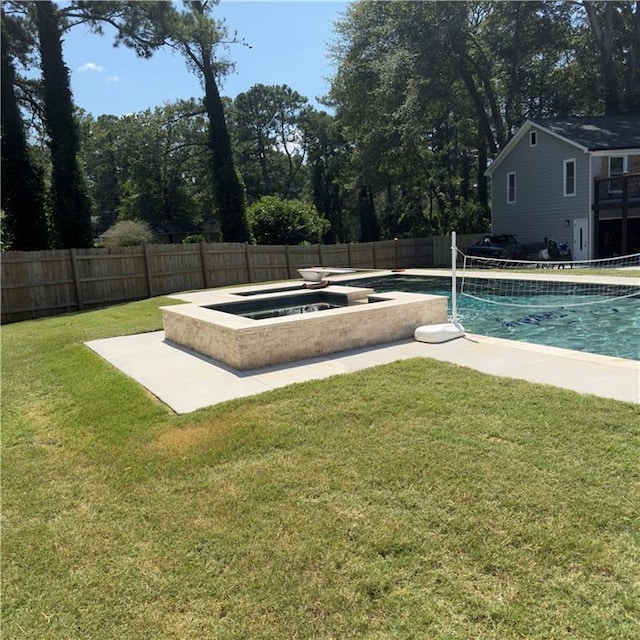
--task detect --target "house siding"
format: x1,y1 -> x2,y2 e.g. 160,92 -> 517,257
490,125 -> 590,247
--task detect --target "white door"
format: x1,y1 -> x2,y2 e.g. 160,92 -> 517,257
573,218 -> 589,260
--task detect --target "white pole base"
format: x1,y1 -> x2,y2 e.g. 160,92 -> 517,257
415,323 -> 465,344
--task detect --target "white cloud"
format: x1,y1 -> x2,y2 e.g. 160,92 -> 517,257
106,75 -> 120,83
78,62 -> 105,73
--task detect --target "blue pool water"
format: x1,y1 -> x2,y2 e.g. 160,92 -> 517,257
339,275 -> 640,361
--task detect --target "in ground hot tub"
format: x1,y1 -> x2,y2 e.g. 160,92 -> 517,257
162,285 -> 447,370
204,289 -> 377,320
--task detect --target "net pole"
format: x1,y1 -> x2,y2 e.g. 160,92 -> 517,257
451,231 -> 458,324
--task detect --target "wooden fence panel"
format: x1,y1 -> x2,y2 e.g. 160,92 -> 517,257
345,242 -> 373,268
247,245 -> 289,283
150,244 -> 205,295
371,240 -> 395,269
2,235 -> 462,324
412,238 -> 433,267
206,243 -> 250,287
1,250 -> 77,321
286,245 -> 323,275
394,239 -> 419,269
317,244 -> 350,270
75,246 -> 149,306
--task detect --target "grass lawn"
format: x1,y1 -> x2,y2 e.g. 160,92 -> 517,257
2,297 -> 639,639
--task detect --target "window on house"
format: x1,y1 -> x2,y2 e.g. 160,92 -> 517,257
530,131 -> 537,147
609,156 -> 626,177
564,159 -> 575,196
507,172 -> 516,203
608,157 -> 626,194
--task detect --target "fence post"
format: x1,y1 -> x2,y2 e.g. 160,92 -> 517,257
285,245 -> 292,278
317,243 -> 323,266
143,244 -> 154,297
199,241 -> 209,289
347,243 -> 353,268
69,248 -> 84,311
372,242 -> 378,268
245,243 -> 253,282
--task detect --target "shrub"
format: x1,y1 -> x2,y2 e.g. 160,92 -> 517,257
248,196 -> 329,245
102,219 -> 154,247
182,234 -> 209,244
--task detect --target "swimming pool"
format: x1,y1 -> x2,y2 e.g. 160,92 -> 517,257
338,275 -> 640,361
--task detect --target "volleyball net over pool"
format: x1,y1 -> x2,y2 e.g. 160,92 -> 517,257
454,244 -> 640,310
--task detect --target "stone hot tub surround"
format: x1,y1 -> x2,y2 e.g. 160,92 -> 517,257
161,285 -> 447,370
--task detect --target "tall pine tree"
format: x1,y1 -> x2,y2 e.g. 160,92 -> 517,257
36,0 -> 93,248
105,0 -> 251,242
1,11 -> 49,251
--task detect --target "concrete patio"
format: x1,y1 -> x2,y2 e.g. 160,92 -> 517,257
87,329 -> 639,413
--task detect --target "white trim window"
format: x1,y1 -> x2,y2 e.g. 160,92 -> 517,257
609,156 -> 627,177
530,130 -> 537,147
563,159 -> 576,197
507,172 -> 516,203
608,156 -> 627,194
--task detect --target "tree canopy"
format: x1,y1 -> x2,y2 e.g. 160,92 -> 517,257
328,0 -> 639,236
2,1 -> 638,250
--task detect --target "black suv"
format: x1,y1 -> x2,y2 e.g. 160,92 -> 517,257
465,234 -> 527,260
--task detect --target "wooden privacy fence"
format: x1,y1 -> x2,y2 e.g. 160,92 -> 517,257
1,234 -> 482,324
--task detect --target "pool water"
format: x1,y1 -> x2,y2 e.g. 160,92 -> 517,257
338,275 -> 640,361
244,302 -> 339,320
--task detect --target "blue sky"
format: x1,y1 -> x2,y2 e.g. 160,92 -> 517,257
62,0 -> 350,117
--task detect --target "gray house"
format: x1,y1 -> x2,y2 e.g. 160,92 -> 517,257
485,116 -> 640,260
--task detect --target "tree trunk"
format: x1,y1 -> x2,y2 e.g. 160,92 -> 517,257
628,1 -> 640,112
584,1 -> 620,115
477,136 -> 489,221
191,2 -> 250,242
36,0 -> 93,248
357,185 -> 379,242
201,57 -> 250,242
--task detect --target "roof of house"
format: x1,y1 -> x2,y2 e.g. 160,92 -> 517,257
530,116 -> 640,151
485,115 -> 640,176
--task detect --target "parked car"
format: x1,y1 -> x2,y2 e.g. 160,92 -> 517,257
465,234 -> 527,259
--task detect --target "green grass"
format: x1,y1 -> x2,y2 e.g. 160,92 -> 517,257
2,298 -> 639,639
532,268 -> 640,278
464,268 -> 640,278
583,269 -> 640,277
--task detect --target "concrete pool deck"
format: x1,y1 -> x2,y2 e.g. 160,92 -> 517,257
86,269 -> 639,412
87,330 -> 639,413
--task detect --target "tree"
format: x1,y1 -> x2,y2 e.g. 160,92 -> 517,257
580,1 -> 640,115
355,185 -> 379,243
248,196 -> 328,245
1,9 -> 49,250
232,84 -> 277,198
301,108 -> 352,243
478,2 -> 576,131
66,0 -> 249,240
104,0 -> 250,241
232,84 -> 310,200
35,0 -> 93,248
78,100 -> 215,236
189,0 -> 250,242
77,112 -> 122,234
329,0 -> 639,237
330,1 -> 488,236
